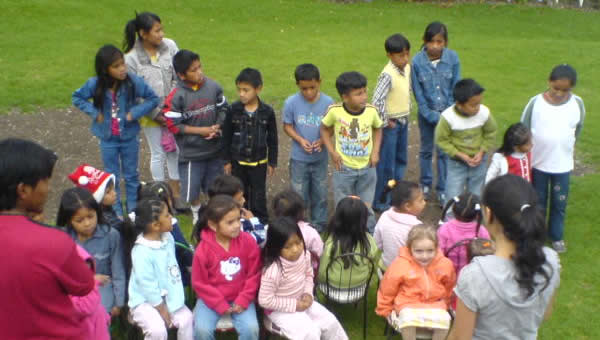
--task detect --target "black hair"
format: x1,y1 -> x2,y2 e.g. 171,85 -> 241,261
423,21 -> 449,44
207,174 -> 244,198
0,138 -> 57,211
236,68 -> 263,88
294,63 -> 320,82
497,122 -> 532,156
483,175 -> 551,298
549,64 -> 577,86
262,216 -> 306,270
385,34 -> 411,53
335,71 -> 367,97
441,191 -> 482,228
453,78 -> 485,104
173,49 -> 200,75
123,11 -> 161,52
325,197 -> 371,268
380,180 -> 420,209
192,195 -> 240,243
138,181 -> 175,215
93,44 -> 133,110
56,187 -> 105,231
272,189 -> 305,223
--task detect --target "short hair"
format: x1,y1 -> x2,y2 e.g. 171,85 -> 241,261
272,189 -> 306,223
385,34 -> 411,53
0,138 -> 57,210
208,174 -> 244,198
173,49 -> 200,75
335,71 -> 367,97
236,68 -> 263,88
549,64 -> 577,86
453,78 -> 485,104
294,63 -> 320,82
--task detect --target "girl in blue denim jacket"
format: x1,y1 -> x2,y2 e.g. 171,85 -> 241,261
72,44 -> 159,215
57,187 -> 126,319
411,22 -> 461,206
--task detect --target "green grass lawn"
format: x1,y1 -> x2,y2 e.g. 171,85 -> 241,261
2,0 -> 599,338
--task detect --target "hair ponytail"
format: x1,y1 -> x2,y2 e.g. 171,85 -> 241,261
123,18 -> 138,53
122,11 -> 162,53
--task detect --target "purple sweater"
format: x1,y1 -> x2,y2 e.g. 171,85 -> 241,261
437,219 -> 490,276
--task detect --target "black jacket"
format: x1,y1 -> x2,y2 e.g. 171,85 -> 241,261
223,99 -> 278,167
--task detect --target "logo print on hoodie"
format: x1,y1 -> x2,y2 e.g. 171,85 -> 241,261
220,257 -> 241,281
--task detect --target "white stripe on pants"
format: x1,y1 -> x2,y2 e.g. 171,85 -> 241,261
267,301 -> 348,340
142,126 -> 180,181
131,303 -> 193,340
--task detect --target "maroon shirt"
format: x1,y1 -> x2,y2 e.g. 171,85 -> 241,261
0,215 -> 95,340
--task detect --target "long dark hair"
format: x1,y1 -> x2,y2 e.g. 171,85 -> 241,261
483,175 -> 551,297
325,197 -> 371,268
93,44 -> 131,110
262,216 -> 306,270
192,195 -> 240,243
123,12 -> 161,53
497,122 -> 531,156
441,191 -> 483,229
57,187 -> 105,231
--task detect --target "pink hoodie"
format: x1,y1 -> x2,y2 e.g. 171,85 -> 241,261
374,209 -> 422,268
71,245 -> 110,340
437,219 -> 490,275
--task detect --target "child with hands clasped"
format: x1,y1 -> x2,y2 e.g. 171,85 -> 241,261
192,195 -> 261,340
377,225 -> 456,340
374,180 -> 425,270
485,122 -> 533,183
57,188 -> 126,317
72,44 -> 159,216
259,217 -> 348,340
127,199 -> 193,339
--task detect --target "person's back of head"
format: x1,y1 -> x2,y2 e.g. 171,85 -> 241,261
272,189 -> 305,223
236,68 -> 263,89
453,78 -> 485,105
138,181 -> 175,215
382,180 -> 421,212
327,197 -> 371,267
294,63 -> 320,83
0,138 -> 57,213
385,33 -> 411,54
441,191 -> 482,225
335,71 -> 367,97
173,49 -> 200,76
207,174 -> 244,198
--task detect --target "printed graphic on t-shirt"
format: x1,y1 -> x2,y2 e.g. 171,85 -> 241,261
220,257 -> 241,281
297,111 -> 323,128
337,117 -> 371,157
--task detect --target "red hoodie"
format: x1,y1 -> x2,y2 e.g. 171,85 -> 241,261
192,228 -> 262,315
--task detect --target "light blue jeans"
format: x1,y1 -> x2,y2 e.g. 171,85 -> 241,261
332,165 -> 377,233
289,158 -> 329,231
445,155 -> 488,204
418,115 -> 447,193
193,298 -> 259,340
99,136 -> 140,216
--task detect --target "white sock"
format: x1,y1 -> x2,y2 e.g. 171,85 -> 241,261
191,204 -> 201,225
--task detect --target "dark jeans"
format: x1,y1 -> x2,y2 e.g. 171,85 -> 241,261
373,121 -> 408,211
232,162 -> 268,223
532,168 -> 570,242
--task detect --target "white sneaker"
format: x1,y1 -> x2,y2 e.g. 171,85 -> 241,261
552,240 -> 566,253
191,205 -> 201,226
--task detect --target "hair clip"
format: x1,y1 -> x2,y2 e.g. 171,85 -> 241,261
475,204 -> 481,211
158,188 -> 164,193
348,195 -> 361,200
453,196 -> 460,203
387,179 -> 396,188
520,204 -> 531,212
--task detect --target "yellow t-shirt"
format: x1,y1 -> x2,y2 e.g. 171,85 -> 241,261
322,104 -> 383,169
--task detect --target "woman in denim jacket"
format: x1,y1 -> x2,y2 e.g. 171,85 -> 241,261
411,22 -> 461,206
73,44 -> 158,215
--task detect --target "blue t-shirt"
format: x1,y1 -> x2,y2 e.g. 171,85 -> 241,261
283,92 -> 334,162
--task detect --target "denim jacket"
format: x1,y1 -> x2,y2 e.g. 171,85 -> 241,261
411,48 -> 461,124
72,72 -> 159,140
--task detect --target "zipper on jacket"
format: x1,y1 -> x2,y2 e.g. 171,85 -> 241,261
423,267 -> 431,300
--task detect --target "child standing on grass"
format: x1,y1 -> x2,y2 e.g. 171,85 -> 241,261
320,71 -> 383,233
485,122 -> 533,184
127,199 -> 193,340
223,68 -> 278,224
374,180 -> 425,270
192,195 -> 261,340
73,44 -> 159,216
435,78 -> 497,203
521,64 -> 585,254
57,188 -> 126,318
377,225 -> 456,340
162,49 -> 228,225
283,63 -> 334,231
411,22 -> 461,206
259,217 -> 348,340
372,34 -> 412,212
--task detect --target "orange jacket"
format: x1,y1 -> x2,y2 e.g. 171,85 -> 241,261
376,246 -> 456,317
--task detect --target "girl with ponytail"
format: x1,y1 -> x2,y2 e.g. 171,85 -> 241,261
447,175 -> 560,340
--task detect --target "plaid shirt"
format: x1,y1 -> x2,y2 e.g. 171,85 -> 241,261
371,64 -> 411,127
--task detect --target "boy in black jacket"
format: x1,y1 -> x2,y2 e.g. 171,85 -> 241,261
223,68 -> 278,223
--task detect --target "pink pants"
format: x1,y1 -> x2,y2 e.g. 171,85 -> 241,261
131,303 -> 193,340
267,301 -> 348,340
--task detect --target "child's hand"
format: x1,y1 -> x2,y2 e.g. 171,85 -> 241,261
369,152 -> 380,168
156,302 -> 172,328
224,162 -> 232,174
230,304 -> 245,314
331,152 -> 343,171
299,138 -> 313,153
312,139 -> 323,153
29,212 -> 45,223
300,293 -> 313,308
387,119 -> 397,129
296,298 -> 310,312
267,165 -> 275,177
96,113 -> 104,123
110,306 -> 121,317
94,274 -> 111,286
126,112 -> 133,121
471,151 -> 484,166
241,208 -> 254,219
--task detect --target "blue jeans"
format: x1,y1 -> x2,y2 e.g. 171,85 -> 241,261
193,299 -> 259,340
532,168 -> 570,242
445,155 -> 487,204
289,158 -> 329,232
374,121 -> 408,211
418,115 -> 447,193
99,136 -> 139,216
332,165 -> 377,233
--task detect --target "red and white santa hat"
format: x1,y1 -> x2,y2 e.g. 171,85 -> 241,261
68,164 -> 116,203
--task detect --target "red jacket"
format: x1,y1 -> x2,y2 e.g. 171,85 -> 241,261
376,246 -> 456,317
192,228 -> 262,315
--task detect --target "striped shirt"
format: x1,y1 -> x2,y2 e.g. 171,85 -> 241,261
258,251 -> 314,313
